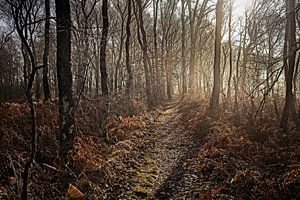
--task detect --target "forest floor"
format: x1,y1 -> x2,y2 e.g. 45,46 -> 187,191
112,95 -> 208,200
106,95 -> 300,200
1,95 -> 300,199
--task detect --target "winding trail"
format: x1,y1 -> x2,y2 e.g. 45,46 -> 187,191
116,96 -> 207,200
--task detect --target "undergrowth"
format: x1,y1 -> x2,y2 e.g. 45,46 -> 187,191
180,95 -> 300,199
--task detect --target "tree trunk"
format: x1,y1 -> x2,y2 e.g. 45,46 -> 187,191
280,0 -> 296,129
43,0 -> 51,101
153,0 -> 161,101
234,26 -> 243,112
181,0 -> 187,95
166,48 -> 172,100
125,0 -> 133,98
187,0 -> 200,93
55,0 -> 75,162
100,0 -> 109,138
226,0 -> 233,106
115,19 -> 125,92
22,43 -> 29,90
95,16 -> 101,94
136,0 -> 153,108
12,2 -> 42,198
209,0 -> 223,115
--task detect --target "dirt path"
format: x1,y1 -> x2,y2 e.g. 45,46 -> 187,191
115,97 -> 206,200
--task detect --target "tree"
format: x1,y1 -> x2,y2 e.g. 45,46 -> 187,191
160,0 -> 179,100
113,1 -> 126,92
187,0 -> 209,93
209,0 -> 223,115
280,0 -> 297,129
181,0 -> 187,95
42,0 -> 51,101
125,0 -> 133,99
100,0 -> 109,138
226,0 -> 233,107
55,0 -> 75,162
1,1 -> 44,198
153,0 -> 161,101
135,0 -> 153,107
73,0 -> 98,96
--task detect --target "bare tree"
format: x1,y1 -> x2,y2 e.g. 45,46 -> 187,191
181,0 -> 187,95
281,0 -> 297,129
125,0 -> 133,99
42,0 -> 51,101
100,0 -> 109,138
113,1 -> 126,92
187,0 -> 209,93
55,0 -> 75,162
0,1 -> 44,198
209,0 -> 223,115
135,0 -> 153,107
226,0 -> 233,107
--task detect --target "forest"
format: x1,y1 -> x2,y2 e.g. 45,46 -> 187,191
0,0 -> 300,199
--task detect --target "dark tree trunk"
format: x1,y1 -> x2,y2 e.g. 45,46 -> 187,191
280,0 -> 297,129
13,2 -> 41,198
125,0 -> 133,97
293,52 -> 299,117
100,0 -> 109,138
43,0 -> 51,101
55,0 -> 75,162
209,0 -> 223,115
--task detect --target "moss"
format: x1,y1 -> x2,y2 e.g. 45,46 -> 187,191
126,154 -> 160,198
144,155 -> 155,164
132,186 -> 151,198
144,165 -> 160,174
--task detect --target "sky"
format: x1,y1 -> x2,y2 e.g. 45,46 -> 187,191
233,0 -> 253,17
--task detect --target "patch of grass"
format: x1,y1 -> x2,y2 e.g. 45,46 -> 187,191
126,154 -> 160,198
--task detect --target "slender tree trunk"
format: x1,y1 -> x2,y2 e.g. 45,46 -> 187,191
166,48 -> 172,100
125,0 -> 133,96
187,0 -> 198,93
281,0 -> 296,129
209,0 -> 223,115
153,0 -> 161,101
100,0 -> 109,138
136,0 -> 153,108
241,15 -> 248,90
115,17 -> 125,92
181,0 -> 187,95
95,16 -> 101,94
293,52 -> 299,116
94,35 -> 100,94
226,0 -> 233,106
221,46 -> 227,92
13,2 -> 41,198
22,43 -> 29,90
55,0 -> 75,162
43,0 -> 51,101
234,27 -> 243,112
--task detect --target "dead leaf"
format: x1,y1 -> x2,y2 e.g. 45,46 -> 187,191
211,184 -> 226,197
65,184 -> 84,199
